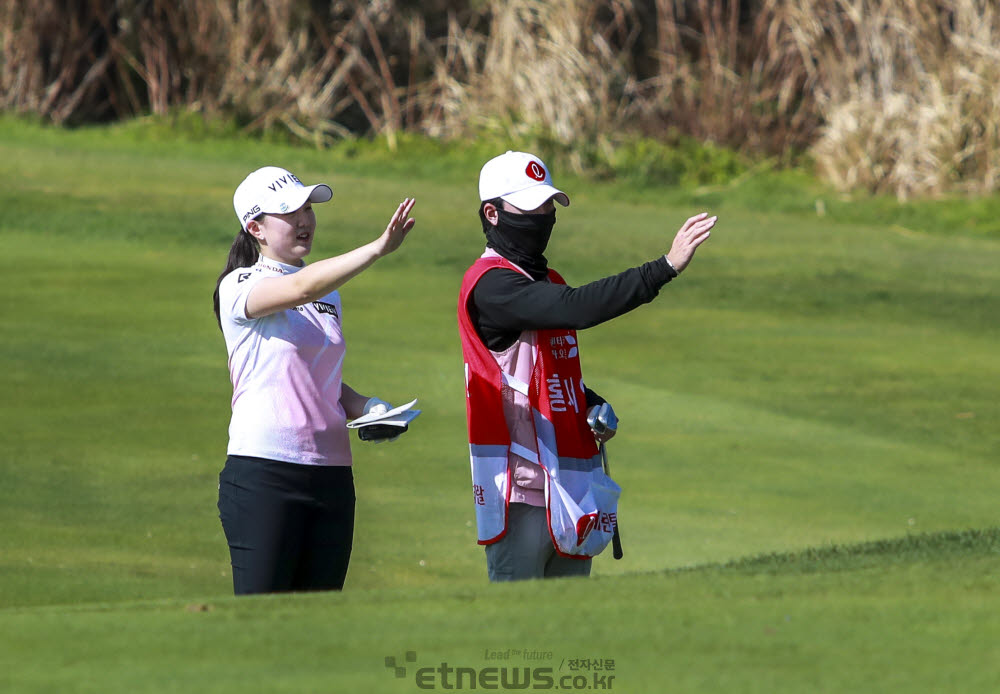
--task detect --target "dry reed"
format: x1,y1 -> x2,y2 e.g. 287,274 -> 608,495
1,0 -> 998,197
807,0 -> 1000,198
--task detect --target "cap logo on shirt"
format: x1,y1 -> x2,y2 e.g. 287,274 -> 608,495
525,161 -> 546,181
313,301 -> 340,319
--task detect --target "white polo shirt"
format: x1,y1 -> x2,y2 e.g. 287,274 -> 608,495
218,257 -> 352,466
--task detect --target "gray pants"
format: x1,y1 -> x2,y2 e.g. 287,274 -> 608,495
485,503 -> 592,582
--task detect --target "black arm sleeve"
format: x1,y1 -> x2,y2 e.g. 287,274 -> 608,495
584,387 -> 606,410
470,257 -> 677,351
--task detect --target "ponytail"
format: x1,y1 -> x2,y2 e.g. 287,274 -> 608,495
212,227 -> 260,330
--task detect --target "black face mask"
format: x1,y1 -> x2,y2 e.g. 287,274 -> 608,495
484,209 -> 556,279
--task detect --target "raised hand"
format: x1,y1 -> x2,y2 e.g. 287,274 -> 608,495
665,212 -> 716,273
377,198 -> 416,256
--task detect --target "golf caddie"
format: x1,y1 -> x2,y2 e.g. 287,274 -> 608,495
457,151 -> 716,581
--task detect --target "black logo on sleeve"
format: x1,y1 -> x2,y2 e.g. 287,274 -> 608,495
313,301 -> 339,319
238,273 -> 251,283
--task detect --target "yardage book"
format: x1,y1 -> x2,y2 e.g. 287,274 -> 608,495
347,399 -> 421,430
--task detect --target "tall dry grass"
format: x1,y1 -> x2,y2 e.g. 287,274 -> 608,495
627,0 -> 825,153
1,0 -> 999,197
414,0 -> 640,172
0,0 -> 120,123
806,0 -> 1000,198
0,0 -> 422,141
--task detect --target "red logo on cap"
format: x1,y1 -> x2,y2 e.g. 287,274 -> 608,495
525,161 -> 546,181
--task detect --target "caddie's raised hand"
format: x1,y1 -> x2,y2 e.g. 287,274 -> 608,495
665,212 -> 716,274
377,197 -> 416,256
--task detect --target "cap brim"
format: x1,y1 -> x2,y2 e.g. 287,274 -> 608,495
259,183 -> 333,215
501,185 -> 570,211
308,183 -> 333,204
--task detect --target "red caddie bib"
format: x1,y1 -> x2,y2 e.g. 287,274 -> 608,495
458,253 -> 620,557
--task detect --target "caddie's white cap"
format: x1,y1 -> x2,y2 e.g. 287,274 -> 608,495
233,166 -> 333,230
478,151 -> 569,210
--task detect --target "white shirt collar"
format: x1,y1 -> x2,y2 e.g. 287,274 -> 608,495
256,256 -> 302,274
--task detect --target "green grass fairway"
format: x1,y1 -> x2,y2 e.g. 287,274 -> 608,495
1,120 -> 998,692
3,530 -> 999,693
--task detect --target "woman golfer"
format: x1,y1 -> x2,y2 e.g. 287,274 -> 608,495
212,166 -> 415,594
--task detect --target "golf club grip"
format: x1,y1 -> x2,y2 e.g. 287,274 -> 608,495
600,442 -> 624,560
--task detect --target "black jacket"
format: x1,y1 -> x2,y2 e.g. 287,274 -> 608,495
469,255 -> 677,406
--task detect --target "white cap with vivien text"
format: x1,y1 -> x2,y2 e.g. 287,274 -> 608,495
233,166 -> 333,230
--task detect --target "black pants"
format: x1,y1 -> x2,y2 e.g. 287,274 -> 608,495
218,455 -> 355,595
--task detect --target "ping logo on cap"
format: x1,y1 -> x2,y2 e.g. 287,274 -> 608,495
525,161 -> 547,181
241,204 -> 261,224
